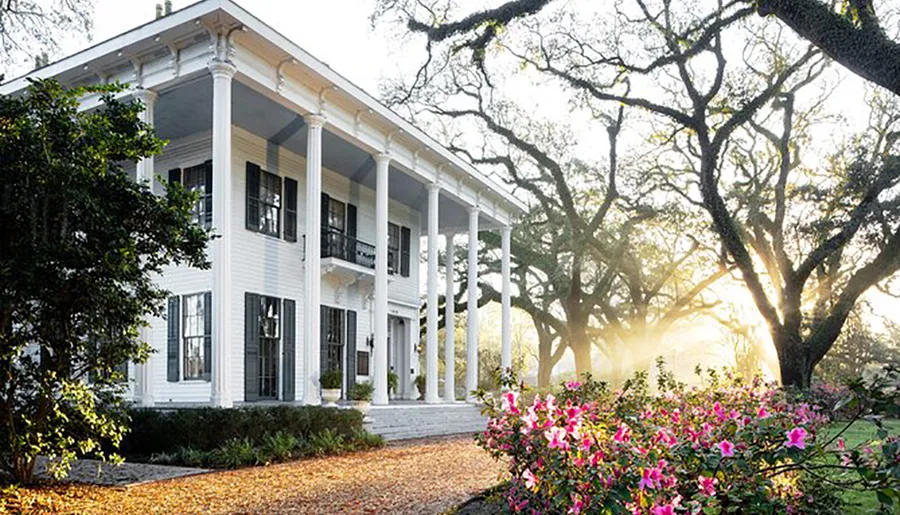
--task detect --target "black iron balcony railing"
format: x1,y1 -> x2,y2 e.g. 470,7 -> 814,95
321,227 -> 376,270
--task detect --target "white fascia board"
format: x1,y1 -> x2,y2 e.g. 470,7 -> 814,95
219,0 -> 526,219
0,0 -> 224,95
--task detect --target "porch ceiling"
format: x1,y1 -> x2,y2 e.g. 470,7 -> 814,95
153,76 -> 481,231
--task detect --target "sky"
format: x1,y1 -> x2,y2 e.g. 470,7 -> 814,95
31,0 -> 392,95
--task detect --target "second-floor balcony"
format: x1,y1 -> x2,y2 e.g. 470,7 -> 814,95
321,227 -> 376,270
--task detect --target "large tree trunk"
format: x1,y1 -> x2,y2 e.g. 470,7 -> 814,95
774,331 -> 813,388
570,328 -> 593,378
537,335 -> 553,388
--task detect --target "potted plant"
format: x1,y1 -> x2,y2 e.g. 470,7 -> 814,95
320,368 -> 342,407
349,381 -> 374,417
387,371 -> 399,399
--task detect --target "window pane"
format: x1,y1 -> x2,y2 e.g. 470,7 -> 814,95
183,164 -> 210,228
328,199 -> 345,232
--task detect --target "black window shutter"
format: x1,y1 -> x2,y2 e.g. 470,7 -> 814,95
321,193 -> 330,227
400,226 -> 411,277
203,291 -> 212,382
244,292 -> 260,402
320,306 -> 328,377
167,296 -> 180,382
204,160 -> 213,228
347,203 -> 357,262
284,178 -> 298,242
346,310 -> 357,388
282,299 -> 296,401
168,168 -> 181,187
246,162 -> 261,231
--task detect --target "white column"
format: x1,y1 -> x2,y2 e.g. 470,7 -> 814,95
443,232 -> 456,402
134,87 -> 158,408
303,113 -> 327,406
373,153 -> 391,406
405,316 -> 419,400
466,207 -> 480,402
425,183 -> 441,404
209,60 -> 236,408
500,225 -> 512,373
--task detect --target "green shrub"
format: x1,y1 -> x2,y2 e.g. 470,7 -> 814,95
415,374 -> 426,400
212,438 -> 257,469
349,428 -> 384,450
259,431 -> 299,463
320,368 -> 343,389
176,446 -> 209,468
122,405 -> 362,458
309,429 -> 346,456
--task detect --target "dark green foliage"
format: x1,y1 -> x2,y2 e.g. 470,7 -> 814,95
308,428 -> 346,456
0,79 -> 210,483
320,368 -> 342,389
122,405 -> 364,459
211,438 -> 257,469
348,381 -> 374,401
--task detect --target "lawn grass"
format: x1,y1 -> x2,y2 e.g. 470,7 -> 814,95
821,419 -> 900,514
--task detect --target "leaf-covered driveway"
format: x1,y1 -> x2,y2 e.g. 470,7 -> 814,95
6,436 -> 505,514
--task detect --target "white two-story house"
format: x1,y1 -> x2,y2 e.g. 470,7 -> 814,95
0,0 -> 524,409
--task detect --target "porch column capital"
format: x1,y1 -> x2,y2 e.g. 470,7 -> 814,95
374,152 -> 392,166
133,87 -> 159,106
467,205 -> 480,215
207,59 -> 237,80
304,112 -> 327,129
427,182 -> 442,193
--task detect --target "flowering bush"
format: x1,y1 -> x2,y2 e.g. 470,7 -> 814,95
477,368 -> 900,514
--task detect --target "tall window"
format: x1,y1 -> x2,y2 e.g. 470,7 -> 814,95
258,296 -> 280,399
388,223 -> 400,274
182,293 -> 209,380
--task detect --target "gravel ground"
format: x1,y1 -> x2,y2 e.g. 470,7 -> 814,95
32,457 -> 209,487
3,436 -> 506,515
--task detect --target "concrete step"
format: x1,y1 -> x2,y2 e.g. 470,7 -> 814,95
364,403 -> 488,441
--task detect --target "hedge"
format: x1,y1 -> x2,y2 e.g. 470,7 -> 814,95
121,405 -> 364,459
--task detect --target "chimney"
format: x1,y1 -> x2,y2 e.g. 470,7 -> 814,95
164,0 -> 172,15
155,3 -> 163,19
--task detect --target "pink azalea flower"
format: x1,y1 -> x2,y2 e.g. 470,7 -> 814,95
784,427 -> 808,450
565,380 -> 582,391
545,426 -> 570,451
523,468 -> 538,489
757,406 -> 770,419
589,450 -> 605,467
613,423 -> 631,443
501,391 -> 520,415
651,504 -> 675,515
718,439 -> 735,458
697,475 -> 717,496
568,494 -> 584,514
837,438 -> 846,451
713,401 -> 725,419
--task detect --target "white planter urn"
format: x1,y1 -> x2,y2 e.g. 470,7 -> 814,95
322,388 -> 341,407
352,400 -> 371,417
